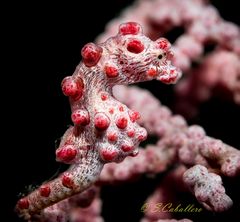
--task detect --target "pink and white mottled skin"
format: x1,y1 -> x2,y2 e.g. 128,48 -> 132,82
15,22 -> 181,220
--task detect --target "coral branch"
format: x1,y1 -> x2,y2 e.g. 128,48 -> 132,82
114,85 -> 240,177
183,165 -> 233,212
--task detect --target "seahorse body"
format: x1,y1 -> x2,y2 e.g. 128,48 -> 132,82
16,22 -> 181,220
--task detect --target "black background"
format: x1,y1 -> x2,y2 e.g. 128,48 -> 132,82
4,0 -> 240,221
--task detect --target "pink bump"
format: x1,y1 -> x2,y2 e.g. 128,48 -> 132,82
127,39 -> 144,54
17,198 -> 29,209
71,109 -> 90,126
94,112 -> 110,131
121,141 -> 134,152
101,92 -> 108,101
104,65 -> 119,78
107,131 -> 118,142
116,116 -> 128,129
81,43 -> 102,67
62,173 -> 75,189
119,106 -> 124,112
100,147 -> 118,162
119,22 -> 142,35
127,129 -> 135,137
56,145 -> 77,163
147,68 -> 157,77
109,108 -> 114,114
155,38 -> 171,51
40,185 -> 51,197
61,76 -> 84,100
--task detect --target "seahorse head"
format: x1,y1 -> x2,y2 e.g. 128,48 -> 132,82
80,22 -> 182,86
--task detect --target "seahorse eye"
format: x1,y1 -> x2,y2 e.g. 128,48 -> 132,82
158,52 -> 167,60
